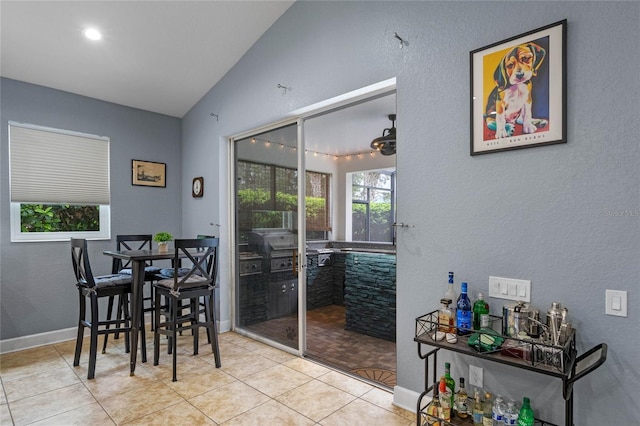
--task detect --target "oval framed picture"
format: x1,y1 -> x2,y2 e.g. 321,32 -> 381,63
192,177 -> 204,197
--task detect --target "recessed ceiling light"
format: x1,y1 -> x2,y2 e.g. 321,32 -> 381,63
83,28 -> 102,41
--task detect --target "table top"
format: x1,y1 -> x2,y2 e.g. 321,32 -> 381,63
103,249 -> 180,261
103,248 -> 210,261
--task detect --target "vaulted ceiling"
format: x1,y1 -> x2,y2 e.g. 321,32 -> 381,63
1,1 -> 294,118
1,1 -> 396,156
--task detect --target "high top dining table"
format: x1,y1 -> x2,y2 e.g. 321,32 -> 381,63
103,248 -> 183,375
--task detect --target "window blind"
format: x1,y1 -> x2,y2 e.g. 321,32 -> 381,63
9,123 -> 110,205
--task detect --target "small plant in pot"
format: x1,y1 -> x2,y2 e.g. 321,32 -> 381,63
153,232 -> 173,253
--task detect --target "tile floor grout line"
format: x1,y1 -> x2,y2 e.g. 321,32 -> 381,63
1,332 -> 411,426
52,339 -> 177,426
2,345 -> 101,426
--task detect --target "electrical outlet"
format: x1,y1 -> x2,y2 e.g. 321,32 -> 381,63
469,365 -> 483,388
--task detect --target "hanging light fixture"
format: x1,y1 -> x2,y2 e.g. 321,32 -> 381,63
370,114 -> 396,155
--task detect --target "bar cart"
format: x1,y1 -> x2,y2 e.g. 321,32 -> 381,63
414,310 -> 607,426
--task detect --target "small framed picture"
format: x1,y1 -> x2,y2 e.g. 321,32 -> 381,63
132,160 -> 166,187
470,20 -> 567,155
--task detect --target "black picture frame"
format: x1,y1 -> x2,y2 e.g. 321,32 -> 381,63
192,177 -> 204,198
132,159 -> 166,187
470,20 -> 567,155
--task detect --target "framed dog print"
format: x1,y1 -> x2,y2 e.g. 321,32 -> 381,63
470,20 -> 566,155
132,159 -> 166,187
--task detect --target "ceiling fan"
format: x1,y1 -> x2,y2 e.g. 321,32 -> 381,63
370,114 -> 396,156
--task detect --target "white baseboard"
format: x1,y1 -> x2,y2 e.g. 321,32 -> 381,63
0,327 -> 79,354
1,315 -> 231,355
393,385 -> 420,414
218,319 -> 231,333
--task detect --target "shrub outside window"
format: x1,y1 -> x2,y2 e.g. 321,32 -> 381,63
351,170 -> 395,243
236,160 -> 331,241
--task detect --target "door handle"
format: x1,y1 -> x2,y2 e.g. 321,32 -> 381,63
292,248 -> 298,274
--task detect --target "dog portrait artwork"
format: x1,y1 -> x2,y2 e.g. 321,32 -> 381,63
484,38 -> 550,140
471,20 -> 565,155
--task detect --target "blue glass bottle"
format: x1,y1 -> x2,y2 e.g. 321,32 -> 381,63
456,282 -> 472,335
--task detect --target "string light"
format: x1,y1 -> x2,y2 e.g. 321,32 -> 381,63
248,137 -> 379,160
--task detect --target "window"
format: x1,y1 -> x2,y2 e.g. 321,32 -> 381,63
352,170 -> 395,242
9,122 -> 111,242
305,170 -> 331,240
236,160 -> 331,240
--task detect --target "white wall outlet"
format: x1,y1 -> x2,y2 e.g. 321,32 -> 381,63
605,289 -> 628,317
469,364 -> 483,388
489,276 -> 531,302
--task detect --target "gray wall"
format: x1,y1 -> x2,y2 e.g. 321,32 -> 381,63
182,2 -> 639,424
0,78 -> 182,339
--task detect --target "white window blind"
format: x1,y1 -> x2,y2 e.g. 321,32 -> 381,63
9,122 -> 110,205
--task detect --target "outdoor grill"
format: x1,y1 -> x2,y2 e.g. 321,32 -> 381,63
238,252 -> 263,276
248,230 -> 298,273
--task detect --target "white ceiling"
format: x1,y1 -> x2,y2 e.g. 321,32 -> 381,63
304,94 -> 397,157
1,1 -> 396,156
0,1 -> 294,118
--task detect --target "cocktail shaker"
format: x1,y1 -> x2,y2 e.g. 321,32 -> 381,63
558,307 -> 572,345
546,302 -> 562,345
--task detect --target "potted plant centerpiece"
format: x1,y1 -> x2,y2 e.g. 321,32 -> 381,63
153,232 -> 173,253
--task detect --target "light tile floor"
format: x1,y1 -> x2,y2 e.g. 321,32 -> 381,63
0,330 -> 414,425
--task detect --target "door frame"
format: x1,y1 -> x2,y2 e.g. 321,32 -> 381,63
227,78 -> 397,357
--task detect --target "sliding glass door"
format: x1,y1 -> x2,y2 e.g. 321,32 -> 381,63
233,121 -> 305,352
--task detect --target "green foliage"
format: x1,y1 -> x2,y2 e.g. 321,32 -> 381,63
352,202 -> 392,242
237,189 -> 327,227
20,204 -> 99,232
153,232 -> 173,242
237,188 -> 271,209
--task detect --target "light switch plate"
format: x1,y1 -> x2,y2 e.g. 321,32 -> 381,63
489,276 -> 531,302
605,289 -> 627,317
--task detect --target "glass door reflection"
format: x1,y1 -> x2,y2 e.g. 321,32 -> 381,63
234,123 -> 299,350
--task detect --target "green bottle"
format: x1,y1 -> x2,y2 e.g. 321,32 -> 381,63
472,292 -> 490,330
517,397 -> 535,426
444,362 -> 455,408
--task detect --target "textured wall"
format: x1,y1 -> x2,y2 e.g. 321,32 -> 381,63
0,78 -> 182,340
238,273 -> 268,326
181,2 -> 639,424
306,254 -> 336,309
344,252 -> 396,341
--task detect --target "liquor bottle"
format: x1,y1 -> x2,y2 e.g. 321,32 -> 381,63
444,272 -> 457,312
504,400 -> 518,425
455,377 -> 469,418
438,377 -> 452,423
472,389 -> 483,426
517,397 -> 534,426
425,383 -> 441,426
438,299 -> 455,333
456,282 -> 472,335
492,394 -> 505,426
444,363 -> 455,408
473,292 -> 490,330
482,391 -> 493,426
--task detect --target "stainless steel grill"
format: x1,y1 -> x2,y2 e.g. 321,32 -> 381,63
248,230 -> 297,273
238,252 -> 262,276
